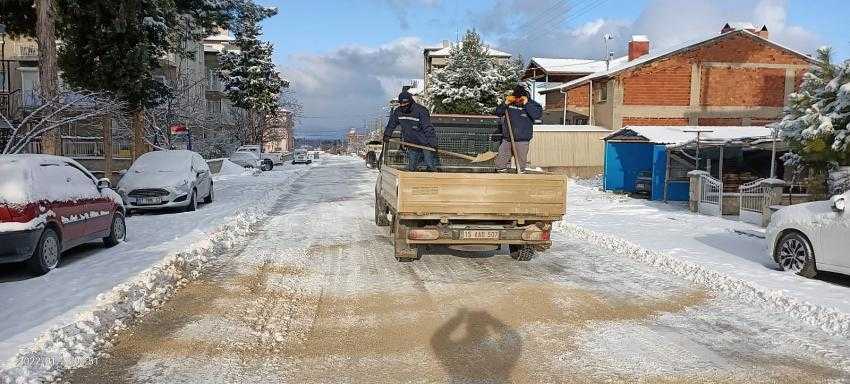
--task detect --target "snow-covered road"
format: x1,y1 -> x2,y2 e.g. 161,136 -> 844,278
0,162 -> 308,364
59,157 -> 850,383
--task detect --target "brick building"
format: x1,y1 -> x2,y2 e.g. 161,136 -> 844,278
540,24 -> 815,129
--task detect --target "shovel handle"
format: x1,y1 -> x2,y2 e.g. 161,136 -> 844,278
389,139 -> 476,161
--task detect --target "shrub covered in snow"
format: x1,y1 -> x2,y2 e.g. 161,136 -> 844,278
778,47 -> 850,193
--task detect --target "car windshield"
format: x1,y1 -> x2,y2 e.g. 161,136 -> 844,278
131,152 -> 191,173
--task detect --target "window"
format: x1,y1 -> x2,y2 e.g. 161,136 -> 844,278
575,118 -> 589,125
0,71 -> 6,92
595,82 -> 608,103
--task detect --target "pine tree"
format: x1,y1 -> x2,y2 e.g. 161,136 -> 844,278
426,30 -> 522,115
219,2 -> 287,145
55,0 -> 239,158
778,47 -> 850,193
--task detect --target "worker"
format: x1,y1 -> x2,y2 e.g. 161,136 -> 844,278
494,85 -> 543,173
383,90 -> 438,171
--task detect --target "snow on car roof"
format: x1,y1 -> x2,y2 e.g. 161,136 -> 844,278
0,154 -> 100,206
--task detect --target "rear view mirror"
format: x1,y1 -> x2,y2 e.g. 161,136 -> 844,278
97,178 -> 111,190
832,194 -> 846,212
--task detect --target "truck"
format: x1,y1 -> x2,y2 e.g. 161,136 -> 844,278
374,114 -> 567,262
292,148 -> 312,164
364,140 -> 383,168
235,145 -> 283,165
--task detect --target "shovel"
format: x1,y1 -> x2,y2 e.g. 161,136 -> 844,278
389,139 -> 497,163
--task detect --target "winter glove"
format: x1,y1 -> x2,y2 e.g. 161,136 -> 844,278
517,96 -> 528,105
505,96 -> 516,105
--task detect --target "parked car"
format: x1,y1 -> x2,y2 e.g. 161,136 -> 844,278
0,155 -> 126,275
292,149 -> 312,165
634,170 -> 652,196
230,151 -> 273,171
118,150 -> 213,214
767,191 -> 849,277
235,145 -> 282,165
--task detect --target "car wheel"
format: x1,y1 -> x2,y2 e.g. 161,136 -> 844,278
103,213 -> 126,247
776,231 -> 817,278
204,183 -> 214,203
509,245 -> 535,261
186,189 -> 198,212
28,228 -> 61,275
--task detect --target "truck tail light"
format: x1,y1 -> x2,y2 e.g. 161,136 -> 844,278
522,229 -> 550,241
408,228 -> 440,240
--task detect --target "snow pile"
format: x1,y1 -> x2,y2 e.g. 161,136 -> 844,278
217,159 -> 247,176
0,187 -> 286,384
554,221 -> 850,338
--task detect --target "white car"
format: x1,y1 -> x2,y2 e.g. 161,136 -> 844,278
235,145 -> 282,165
118,150 -> 213,213
292,149 -> 312,165
767,191 -> 849,277
230,151 -> 273,171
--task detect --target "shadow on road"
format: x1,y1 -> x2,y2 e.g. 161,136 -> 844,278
431,308 -> 522,383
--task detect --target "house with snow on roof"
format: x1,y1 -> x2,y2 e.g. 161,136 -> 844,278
523,56 -> 628,124
539,23 -> 816,129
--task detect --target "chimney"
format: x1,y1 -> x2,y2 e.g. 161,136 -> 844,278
756,25 -> 769,39
628,35 -> 650,61
441,39 -> 451,48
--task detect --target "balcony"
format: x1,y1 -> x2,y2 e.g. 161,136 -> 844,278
17,45 -> 39,60
61,136 -> 133,159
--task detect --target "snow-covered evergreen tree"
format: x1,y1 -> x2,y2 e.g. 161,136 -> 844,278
219,2 -> 288,143
778,47 -> 850,193
426,30 -> 522,115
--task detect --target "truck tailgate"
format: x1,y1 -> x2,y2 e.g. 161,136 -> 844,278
393,171 -> 567,218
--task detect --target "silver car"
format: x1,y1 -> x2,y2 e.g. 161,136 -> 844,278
118,150 -> 214,213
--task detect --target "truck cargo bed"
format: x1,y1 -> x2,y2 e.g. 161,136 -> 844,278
380,167 -> 567,220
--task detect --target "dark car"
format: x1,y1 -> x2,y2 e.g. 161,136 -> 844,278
634,170 -> 652,196
0,155 -> 126,275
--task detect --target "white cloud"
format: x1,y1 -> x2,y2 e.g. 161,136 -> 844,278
281,38 -> 424,138
473,0 -> 822,61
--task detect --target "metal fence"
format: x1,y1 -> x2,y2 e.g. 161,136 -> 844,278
383,118 -> 501,172
61,136 -> 104,158
699,173 -> 723,217
739,179 -> 768,224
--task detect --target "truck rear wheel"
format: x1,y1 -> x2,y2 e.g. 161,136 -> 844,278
509,245 -> 535,261
392,216 -> 420,261
375,196 -> 390,226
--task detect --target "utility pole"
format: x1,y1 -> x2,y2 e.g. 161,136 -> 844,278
603,34 -> 614,71
684,129 -> 714,172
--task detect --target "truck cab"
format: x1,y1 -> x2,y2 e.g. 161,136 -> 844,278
374,114 -> 567,261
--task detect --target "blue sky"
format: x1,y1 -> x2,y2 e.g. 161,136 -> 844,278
257,0 -> 850,138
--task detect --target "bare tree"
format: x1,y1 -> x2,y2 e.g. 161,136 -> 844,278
1,90 -> 124,154
142,68 -> 208,151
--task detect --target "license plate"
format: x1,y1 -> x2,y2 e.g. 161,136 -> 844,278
460,230 -> 500,240
136,197 -> 162,205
